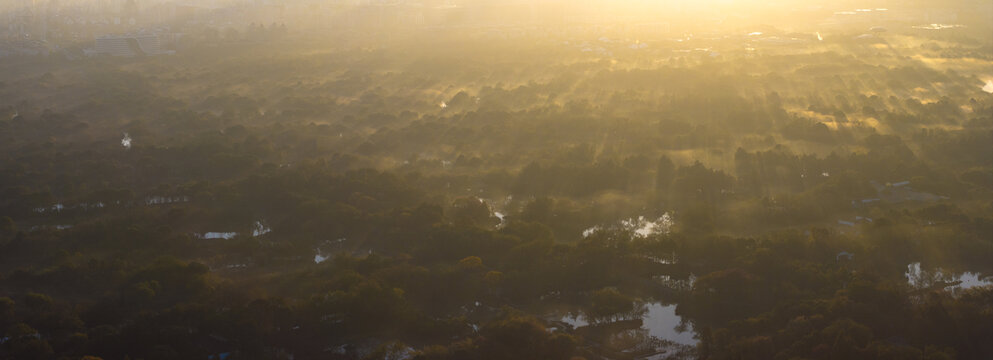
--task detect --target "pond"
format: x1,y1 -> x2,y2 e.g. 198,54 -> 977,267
202,232 -> 237,240
643,303 -> 697,346
906,262 -> 992,295
958,272 -> 993,289
559,301 -> 696,345
583,213 -> 673,238
252,220 -> 272,237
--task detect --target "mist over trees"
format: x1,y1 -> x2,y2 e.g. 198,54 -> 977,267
1,0 -> 992,359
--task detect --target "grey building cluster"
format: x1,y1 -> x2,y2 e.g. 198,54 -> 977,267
92,33 -> 162,56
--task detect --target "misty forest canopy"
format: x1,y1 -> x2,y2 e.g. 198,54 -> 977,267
0,0 -> 992,359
